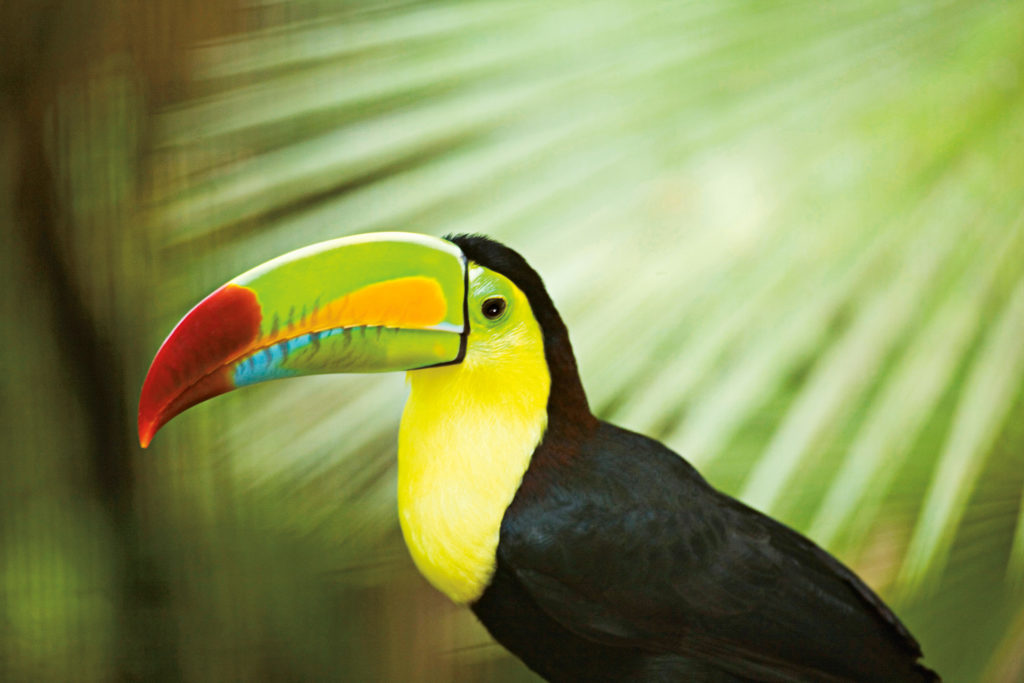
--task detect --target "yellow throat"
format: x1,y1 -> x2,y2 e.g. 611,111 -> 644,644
397,265 -> 550,604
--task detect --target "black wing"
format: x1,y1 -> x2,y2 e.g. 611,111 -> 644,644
499,422 -> 937,682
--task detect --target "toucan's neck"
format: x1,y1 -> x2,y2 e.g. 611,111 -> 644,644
397,304 -> 551,604
446,233 -> 595,434
534,298 -> 594,433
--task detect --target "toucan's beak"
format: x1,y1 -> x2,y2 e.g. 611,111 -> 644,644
138,232 -> 467,447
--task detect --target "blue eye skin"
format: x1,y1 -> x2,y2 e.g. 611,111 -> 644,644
482,297 -> 507,320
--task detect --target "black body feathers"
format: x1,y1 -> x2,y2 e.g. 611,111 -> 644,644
475,422 -> 938,682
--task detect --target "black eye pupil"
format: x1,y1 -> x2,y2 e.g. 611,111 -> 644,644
482,297 -> 506,319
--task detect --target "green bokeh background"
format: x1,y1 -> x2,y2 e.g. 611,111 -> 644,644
3,1 -> 1024,681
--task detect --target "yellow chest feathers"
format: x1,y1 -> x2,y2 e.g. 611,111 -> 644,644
397,310 -> 549,604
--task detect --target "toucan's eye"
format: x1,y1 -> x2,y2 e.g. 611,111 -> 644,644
481,297 -> 507,320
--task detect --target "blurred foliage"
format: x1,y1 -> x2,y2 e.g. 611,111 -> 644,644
3,0 -> 1024,681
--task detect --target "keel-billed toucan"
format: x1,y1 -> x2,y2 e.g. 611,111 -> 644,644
139,232 -> 938,682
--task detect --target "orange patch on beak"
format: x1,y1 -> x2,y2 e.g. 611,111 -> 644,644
259,276 -> 449,347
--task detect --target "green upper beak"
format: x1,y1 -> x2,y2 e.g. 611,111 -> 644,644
138,232 -> 467,447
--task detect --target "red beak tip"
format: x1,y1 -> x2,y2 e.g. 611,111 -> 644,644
138,419 -> 155,448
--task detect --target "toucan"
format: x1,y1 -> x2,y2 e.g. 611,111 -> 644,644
139,232 -> 939,682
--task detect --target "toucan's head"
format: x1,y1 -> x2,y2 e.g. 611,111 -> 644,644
138,232 -> 589,448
